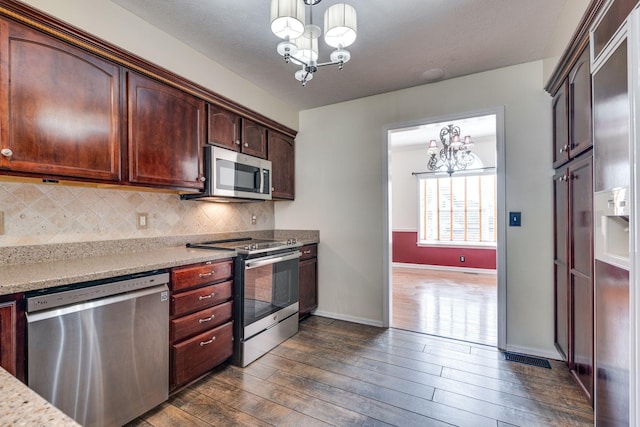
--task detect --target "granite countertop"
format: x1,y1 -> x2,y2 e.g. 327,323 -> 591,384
0,367 -> 80,427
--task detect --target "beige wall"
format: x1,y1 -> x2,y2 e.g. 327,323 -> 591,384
276,60 -> 557,357
18,0 -> 299,130
542,0 -> 592,83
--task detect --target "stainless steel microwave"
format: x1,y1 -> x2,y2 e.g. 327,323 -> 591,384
182,145 -> 272,202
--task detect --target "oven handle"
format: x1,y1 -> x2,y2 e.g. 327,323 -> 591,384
244,251 -> 301,270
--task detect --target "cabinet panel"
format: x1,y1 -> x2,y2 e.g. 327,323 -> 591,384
572,272 -> 593,400
268,131 -> 295,200
171,280 -> 232,317
171,259 -> 233,292
127,72 -> 205,190
569,48 -> 592,158
552,81 -> 570,168
0,19 -> 121,181
171,321 -> 233,388
170,300 -> 232,342
553,169 -> 570,361
299,245 -> 318,319
241,118 -> 267,159
207,104 -> 240,151
0,295 -> 24,381
570,155 -> 593,277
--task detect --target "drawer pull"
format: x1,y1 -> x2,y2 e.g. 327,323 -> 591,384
303,250 -> 312,254
198,271 -> 215,278
199,336 -> 216,346
198,315 -> 215,323
198,292 -> 215,300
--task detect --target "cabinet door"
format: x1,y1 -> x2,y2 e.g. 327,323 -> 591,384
569,47 -> 592,159
299,256 -> 318,318
553,169 -> 570,361
572,272 -> 593,401
0,19 -> 121,181
241,118 -> 267,159
0,296 -> 24,381
127,72 -> 205,190
207,104 -> 240,151
552,81 -> 570,168
570,155 -> 593,278
268,131 -> 295,200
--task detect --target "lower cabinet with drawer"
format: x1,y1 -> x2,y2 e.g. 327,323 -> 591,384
169,258 -> 234,392
298,244 -> 318,319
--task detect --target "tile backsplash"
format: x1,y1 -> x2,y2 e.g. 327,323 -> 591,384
0,182 -> 275,246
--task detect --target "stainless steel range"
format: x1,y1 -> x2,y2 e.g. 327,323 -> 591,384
187,238 -> 302,366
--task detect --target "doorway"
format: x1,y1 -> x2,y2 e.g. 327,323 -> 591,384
382,108 -> 506,349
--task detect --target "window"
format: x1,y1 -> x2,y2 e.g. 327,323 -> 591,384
419,172 -> 497,246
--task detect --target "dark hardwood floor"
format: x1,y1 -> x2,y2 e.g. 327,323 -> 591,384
128,316 -> 593,427
392,267 -> 497,346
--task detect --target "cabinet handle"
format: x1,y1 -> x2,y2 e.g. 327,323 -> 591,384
198,315 -> 215,323
559,144 -> 569,153
235,140 -> 241,146
198,292 -> 215,300
0,148 -> 12,157
198,271 -> 214,278
303,250 -> 312,254
199,336 -> 217,346
244,142 -> 249,148
198,176 -> 206,182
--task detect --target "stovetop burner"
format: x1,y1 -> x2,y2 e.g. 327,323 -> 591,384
186,237 -> 301,255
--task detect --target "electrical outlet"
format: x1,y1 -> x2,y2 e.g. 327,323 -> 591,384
460,256 -> 465,262
251,214 -> 257,225
0,211 -> 4,235
136,212 -> 148,229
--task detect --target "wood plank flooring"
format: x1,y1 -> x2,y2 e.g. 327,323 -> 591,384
127,316 -> 593,427
392,267 -> 497,346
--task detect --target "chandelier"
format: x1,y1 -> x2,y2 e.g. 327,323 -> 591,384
427,124 -> 475,176
270,0 -> 357,86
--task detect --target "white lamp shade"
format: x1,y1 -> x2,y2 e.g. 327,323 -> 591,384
271,0 -> 305,39
293,35 -> 319,63
324,3 -> 357,48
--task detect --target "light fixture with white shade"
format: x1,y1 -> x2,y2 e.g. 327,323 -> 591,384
270,0 -> 357,86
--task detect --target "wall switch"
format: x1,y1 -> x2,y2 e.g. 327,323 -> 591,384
509,212 -> 522,227
137,212 -> 148,229
460,256 -> 465,262
0,211 -> 4,235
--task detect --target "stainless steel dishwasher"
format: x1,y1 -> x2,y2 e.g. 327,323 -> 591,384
26,271 -> 170,427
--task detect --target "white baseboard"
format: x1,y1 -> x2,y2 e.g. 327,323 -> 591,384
311,310 -> 384,327
505,344 -> 563,361
392,262 -> 497,275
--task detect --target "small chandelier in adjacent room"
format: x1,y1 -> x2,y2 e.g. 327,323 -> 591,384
270,0 -> 357,86
427,124 -> 475,176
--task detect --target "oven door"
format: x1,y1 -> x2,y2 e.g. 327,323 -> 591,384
243,251 -> 300,339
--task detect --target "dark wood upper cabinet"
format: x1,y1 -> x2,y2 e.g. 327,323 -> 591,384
0,18 -> 121,181
569,48 -> 592,159
241,118 -> 267,159
552,81 -> 570,168
268,131 -> 295,200
127,72 -> 205,190
207,104 -> 241,151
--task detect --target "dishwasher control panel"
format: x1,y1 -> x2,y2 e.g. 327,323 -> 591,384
26,271 -> 170,313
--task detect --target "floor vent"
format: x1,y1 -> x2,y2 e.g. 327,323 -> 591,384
503,352 -> 552,369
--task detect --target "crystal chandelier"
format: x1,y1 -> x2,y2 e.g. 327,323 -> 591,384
270,0 -> 357,86
427,124 -> 476,176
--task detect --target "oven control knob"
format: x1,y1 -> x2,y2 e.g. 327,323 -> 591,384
244,245 -> 251,250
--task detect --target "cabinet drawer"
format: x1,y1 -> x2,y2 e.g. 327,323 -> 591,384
300,244 -> 317,260
170,300 -> 232,342
171,321 -> 233,388
171,259 -> 233,291
171,280 -> 232,316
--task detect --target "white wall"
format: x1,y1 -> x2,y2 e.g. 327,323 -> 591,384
276,60 -> 557,355
18,0 -> 298,130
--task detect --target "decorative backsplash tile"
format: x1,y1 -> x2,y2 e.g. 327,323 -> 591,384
0,182 -> 275,246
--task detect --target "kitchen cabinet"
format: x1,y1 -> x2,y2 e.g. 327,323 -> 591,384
552,47 -> 591,168
298,244 -> 318,319
207,104 -> 268,159
0,18 -> 122,182
554,153 -> 594,401
0,294 -> 25,382
128,72 -> 206,190
169,259 -> 233,392
268,131 -> 295,200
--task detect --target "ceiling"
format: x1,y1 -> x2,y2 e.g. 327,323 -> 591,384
111,0 -> 568,111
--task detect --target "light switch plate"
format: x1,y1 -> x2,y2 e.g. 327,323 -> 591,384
509,212 -> 521,227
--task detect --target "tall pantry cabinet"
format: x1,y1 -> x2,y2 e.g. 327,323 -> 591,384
550,43 -> 595,403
